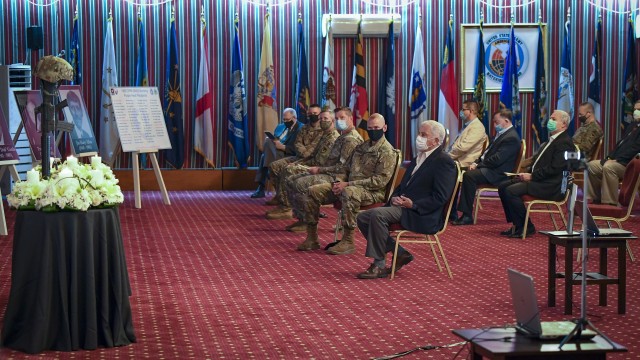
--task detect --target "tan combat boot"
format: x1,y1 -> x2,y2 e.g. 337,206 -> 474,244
297,223 -> 320,251
327,228 -> 355,255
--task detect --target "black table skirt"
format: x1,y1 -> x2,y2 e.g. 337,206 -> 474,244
2,208 -> 136,353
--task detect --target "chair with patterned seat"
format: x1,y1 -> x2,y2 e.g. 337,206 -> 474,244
387,161 -> 461,279
587,156 -> 640,261
472,139 -> 526,224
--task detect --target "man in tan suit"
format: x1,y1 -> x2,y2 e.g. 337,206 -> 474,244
448,100 -> 487,168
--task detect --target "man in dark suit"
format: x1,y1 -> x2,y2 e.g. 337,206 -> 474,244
356,120 -> 456,279
498,110 -> 575,238
452,109 -> 521,225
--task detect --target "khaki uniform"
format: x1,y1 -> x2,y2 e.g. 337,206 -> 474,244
275,129 -> 340,206
572,121 -> 603,161
287,129 -> 364,217
300,137 -> 396,229
269,124 -> 323,196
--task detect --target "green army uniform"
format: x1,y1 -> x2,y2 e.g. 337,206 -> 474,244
272,129 -> 340,209
297,137 -> 396,254
572,121 -> 603,161
288,129 -> 364,221
267,123 -> 323,204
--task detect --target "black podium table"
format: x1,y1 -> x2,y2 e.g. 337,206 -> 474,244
2,208 -> 136,353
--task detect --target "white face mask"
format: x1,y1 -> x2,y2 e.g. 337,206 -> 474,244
336,119 -> 348,131
633,110 -> 640,120
415,136 -> 428,152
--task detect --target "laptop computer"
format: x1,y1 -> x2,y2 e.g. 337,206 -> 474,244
507,268 -> 596,340
574,200 -> 632,237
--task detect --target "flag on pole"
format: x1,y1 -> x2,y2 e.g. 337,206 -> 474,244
556,13 -> 574,135
321,19 -> 336,111
256,8 -> 278,152
379,21 -> 396,146
622,18 -> 638,132
295,14 -> 310,124
99,12 -> 119,166
473,17 -> 488,135
499,24 -> 522,138
587,14 -> 602,122
409,20 -> 427,155
69,8 -> 81,85
437,16 -> 459,141
194,10 -> 215,167
163,11 -> 184,169
349,20 -> 369,140
532,21 -> 548,146
228,14 -> 249,168
136,12 -> 148,87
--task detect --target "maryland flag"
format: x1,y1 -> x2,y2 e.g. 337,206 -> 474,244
349,21 -> 369,140
163,12 -> 184,168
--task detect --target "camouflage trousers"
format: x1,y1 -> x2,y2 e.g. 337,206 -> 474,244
287,173 -> 334,218
268,156 -> 296,200
301,183 -> 382,229
274,164 -> 312,207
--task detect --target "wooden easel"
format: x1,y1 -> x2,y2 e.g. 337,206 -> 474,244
0,160 -> 20,235
131,149 -> 170,209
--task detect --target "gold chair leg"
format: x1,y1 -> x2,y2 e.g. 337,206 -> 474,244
390,234 -> 401,280
429,241 -> 443,272
627,241 -> 635,262
333,210 -> 343,242
522,204 -> 532,240
434,235 -> 453,279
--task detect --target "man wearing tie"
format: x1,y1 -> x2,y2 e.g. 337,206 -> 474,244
586,100 -> 640,205
356,120 -> 456,279
498,110 -> 575,238
452,110 -> 520,225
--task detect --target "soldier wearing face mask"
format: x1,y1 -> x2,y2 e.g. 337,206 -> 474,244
295,113 -> 396,255
283,107 -> 364,232
266,109 -> 340,220
586,99 -> 640,205
573,102 -> 603,161
264,104 -> 324,210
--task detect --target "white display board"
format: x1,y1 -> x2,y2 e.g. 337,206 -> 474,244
110,87 -> 171,152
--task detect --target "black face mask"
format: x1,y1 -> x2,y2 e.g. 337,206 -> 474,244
284,120 -> 294,128
308,114 -> 320,123
367,129 -> 384,142
578,115 -> 587,124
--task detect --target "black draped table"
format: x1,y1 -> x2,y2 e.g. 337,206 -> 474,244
2,208 -> 136,353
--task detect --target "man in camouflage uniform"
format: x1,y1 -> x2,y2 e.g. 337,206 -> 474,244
266,109 -> 340,219
265,104 -> 323,207
296,113 -> 397,255
573,102 -> 603,161
285,107 -> 364,231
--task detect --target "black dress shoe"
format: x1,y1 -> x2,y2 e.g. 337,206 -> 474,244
500,226 -> 516,236
449,213 -> 459,222
250,185 -> 265,198
392,252 -> 414,272
509,225 -> 536,238
452,216 -> 473,226
357,264 -> 389,279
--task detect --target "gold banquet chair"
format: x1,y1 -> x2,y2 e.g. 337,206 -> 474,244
331,149 -> 402,244
472,139 -> 526,224
572,137 -> 603,187
388,161 -> 461,279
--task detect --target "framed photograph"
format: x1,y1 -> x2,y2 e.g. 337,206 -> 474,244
460,23 -> 547,93
0,102 -> 19,162
58,85 -> 99,157
13,90 -> 60,161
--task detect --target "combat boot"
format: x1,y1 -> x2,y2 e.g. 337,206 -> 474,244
327,228 -> 355,255
265,207 -> 292,220
297,223 -> 320,251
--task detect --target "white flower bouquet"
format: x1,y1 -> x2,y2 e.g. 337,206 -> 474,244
7,156 -> 124,212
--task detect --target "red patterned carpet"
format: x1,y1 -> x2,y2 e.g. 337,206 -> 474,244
0,190 -> 639,359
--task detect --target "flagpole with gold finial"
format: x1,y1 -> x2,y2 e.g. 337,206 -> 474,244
200,3 -> 206,35
108,7 -> 113,22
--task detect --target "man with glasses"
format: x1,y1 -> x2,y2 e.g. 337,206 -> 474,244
250,108 -> 302,198
356,120 -> 456,278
